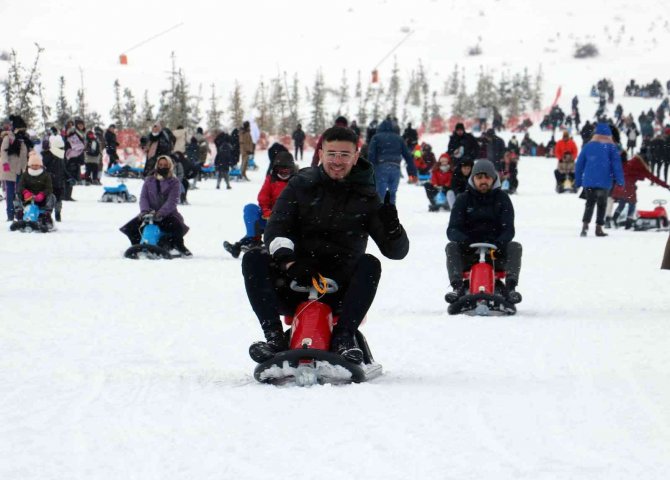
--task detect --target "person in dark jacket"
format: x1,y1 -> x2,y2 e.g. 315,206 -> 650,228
15,152 -> 55,226
447,158 -> 473,208
574,123 -> 625,237
120,155 -> 191,255
365,119 -> 378,145
104,124 -> 120,171
447,123 -> 479,166
214,133 -> 235,190
402,122 -> 419,150
242,126 -> 410,364
445,159 -> 522,303
143,123 -> 173,177
580,121 -> 595,145
367,118 -> 416,204
485,129 -> 506,171
291,124 -> 305,161
267,141 -> 289,175
41,138 -> 66,222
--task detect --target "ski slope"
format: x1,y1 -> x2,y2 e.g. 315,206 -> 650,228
2,133 -> 670,479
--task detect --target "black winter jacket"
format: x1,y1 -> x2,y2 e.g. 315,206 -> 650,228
264,159 -> 409,283
447,132 -> 479,164
42,151 -> 67,188
447,179 -> 515,247
487,135 -> 506,170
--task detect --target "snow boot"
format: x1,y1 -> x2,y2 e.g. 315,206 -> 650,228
505,279 -> 522,304
330,329 -> 364,364
174,238 -> 193,257
445,282 -> 467,304
624,218 -> 633,230
604,216 -> 612,229
595,225 -> 608,237
223,241 -> 242,258
249,328 -> 288,363
55,201 -> 62,222
580,222 -> 588,237
612,212 -> 620,228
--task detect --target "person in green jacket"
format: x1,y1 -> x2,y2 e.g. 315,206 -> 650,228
15,152 -> 55,226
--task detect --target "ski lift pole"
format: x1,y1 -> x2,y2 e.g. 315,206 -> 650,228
371,30 -> 414,83
119,22 -> 184,65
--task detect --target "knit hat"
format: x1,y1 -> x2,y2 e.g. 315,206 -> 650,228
595,122 -> 612,136
273,151 -> 295,169
335,116 -> 348,127
455,123 -> 465,132
471,159 -> 498,179
27,151 -> 43,167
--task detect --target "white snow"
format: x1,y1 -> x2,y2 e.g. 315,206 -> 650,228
1,128 -> 669,478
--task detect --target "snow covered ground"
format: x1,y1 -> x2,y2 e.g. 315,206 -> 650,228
2,132 -> 670,478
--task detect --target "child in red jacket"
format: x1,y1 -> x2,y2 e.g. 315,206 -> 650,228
609,151 -> 669,228
224,152 -> 296,257
424,154 -> 452,211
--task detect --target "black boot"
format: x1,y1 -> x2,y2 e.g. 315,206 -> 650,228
174,237 -> 192,256
604,216 -> 612,229
330,329 -> 364,364
249,328 -> 288,363
445,281 -> 467,304
505,279 -> 522,304
612,212 -> 620,228
624,218 -> 633,230
223,241 -> 242,258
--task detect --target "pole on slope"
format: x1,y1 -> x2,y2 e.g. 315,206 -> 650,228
371,30 -> 414,83
119,22 -> 185,65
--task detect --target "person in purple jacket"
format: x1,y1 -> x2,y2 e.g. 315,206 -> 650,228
120,155 -> 192,256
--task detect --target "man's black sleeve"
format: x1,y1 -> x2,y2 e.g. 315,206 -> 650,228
494,193 -> 515,245
447,194 -> 470,244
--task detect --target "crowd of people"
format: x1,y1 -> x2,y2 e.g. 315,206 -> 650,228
3,83 -> 670,363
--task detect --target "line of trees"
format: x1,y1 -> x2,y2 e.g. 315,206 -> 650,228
2,49 -> 544,137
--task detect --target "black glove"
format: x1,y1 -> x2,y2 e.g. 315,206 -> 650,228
285,259 -> 320,286
378,191 -> 401,238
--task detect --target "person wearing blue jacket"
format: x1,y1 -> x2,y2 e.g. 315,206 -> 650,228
367,118 -> 416,204
574,122 -> 625,237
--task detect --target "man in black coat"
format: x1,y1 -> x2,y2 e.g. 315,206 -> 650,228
291,124 -> 306,161
485,128 -> 506,171
447,123 -> 479,166
402,122 -> 419,149
104,124 -> 120,171
445,159 -> 522,303
242,126 -> 410,363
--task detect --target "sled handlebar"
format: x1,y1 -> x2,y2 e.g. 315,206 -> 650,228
653,199 -> 667,206
290,276 -> 339,298
469,242 -> 498,263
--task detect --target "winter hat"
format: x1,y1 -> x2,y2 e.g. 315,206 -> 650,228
196,127 -> 204,134
9,114 -> 27,130
595,122 -> 612,136
455,123 -> 465,132
109,124 -> 116,129
471,159 -> 498,179
273,151 -> 295,169
335,116 -> 348,127
27,151 -> 43,167
49,135 -> 65,159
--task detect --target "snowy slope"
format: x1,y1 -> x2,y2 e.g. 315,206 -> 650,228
1,135 -> 670,479
1,0 -> 670,127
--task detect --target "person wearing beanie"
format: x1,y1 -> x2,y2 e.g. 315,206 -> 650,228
1,115 -> 31,220
574,122 -> 625,237
120,155 -> 191,256
447,123 -> 479,166
224,151 -> 297,258
367,117 -> 417,204
446,159 -> 523,304
41,138 -> 66,222
14,151 -> 55,228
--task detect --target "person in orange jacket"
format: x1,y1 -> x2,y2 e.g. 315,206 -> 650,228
224,152 -> 296,258
554,130 -> 579,193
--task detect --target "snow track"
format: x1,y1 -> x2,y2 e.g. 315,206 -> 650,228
1,137 -> 670,478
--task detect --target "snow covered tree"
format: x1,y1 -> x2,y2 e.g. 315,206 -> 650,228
229,82 -> 244,128
3,47 -> 43,127
138,90 -> 155,132
54,76 -> 72,128
357,81 -> 372,128
430,91 -> 442,120
309,70 -> 326,135
110,79 -> 124,129
370,82 -> 385,126
474,68 -> 498,112
445,64 -> 459,95
122,88 -> 138,130
206,83 -> 223,133
452,73 -> 474,118
532,65 -> 543,111
289,74 -> 300,128
337,70 -> 349,116
355,70 -> 362,100
387,58 -> 401,118
253,80 -> 271,133
270,76 -> 289,134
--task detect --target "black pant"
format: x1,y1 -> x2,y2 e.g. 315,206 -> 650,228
446,241 -> 522,287
582,188 -> 609,225
85,163 -> 99,182
120,214 -> 187,245
241,249 -> 381,335
181,178 -> 189,203
294,144 -> 303,161
424,183 -> 442,205
107,151 -> 119,169
216,168 -> 230,188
